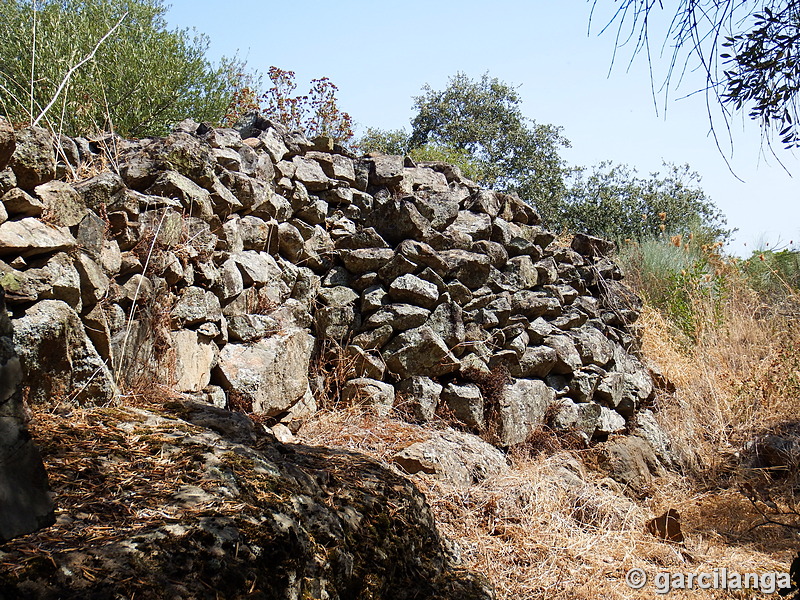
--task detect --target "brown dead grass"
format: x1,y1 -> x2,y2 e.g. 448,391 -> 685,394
298,406 -> 795,600
640,281 -> 800,480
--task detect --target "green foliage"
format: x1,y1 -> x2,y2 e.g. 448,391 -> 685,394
408,72 -> 570,208
356,126 -> 484,180
0,0 -> 244,137
721,4 -> 800,148
260,66 -> 353,144
617,236 -> 729,342
560,162 -> 730,242
742,248 -> 800,300
594,0 -> 800,150
356,127 -> 410,156
407,143 -> 485,182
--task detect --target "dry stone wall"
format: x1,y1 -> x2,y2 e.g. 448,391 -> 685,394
0,113 -> 655,450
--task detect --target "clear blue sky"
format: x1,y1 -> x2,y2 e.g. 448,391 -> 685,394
165,0 -> 799,256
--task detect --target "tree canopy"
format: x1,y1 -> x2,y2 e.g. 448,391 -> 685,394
562,162 -> 730,242
359,72 -> 571,213
592,0 -> 800,150
357,72 -> 728,243
0,0 -> 243,137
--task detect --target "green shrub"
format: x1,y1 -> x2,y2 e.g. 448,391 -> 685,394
561,162 -> 730,243
617,236 -> 729,342
0,0 -> 245,137
741,248 -> 800,301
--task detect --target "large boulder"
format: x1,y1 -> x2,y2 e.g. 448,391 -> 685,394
0,289 -> 54,542
214,329 -> 315,416
12,300 -> 117,405
0,403 -> 494,599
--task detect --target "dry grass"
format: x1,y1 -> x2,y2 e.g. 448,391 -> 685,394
640,279 -> 800,480
298,406 -> 795,599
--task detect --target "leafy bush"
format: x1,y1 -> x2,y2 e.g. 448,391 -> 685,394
560,162 -> 730,242
0,0 -> 246,137
617,236 -> 730,341
741,248 -> 800,301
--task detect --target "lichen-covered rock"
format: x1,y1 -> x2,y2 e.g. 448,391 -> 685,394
0,403 -> 493,599
498,378 -> 556,447
394,429 -> 507,486
147,170 -> 213,219
34,180 -> 86,227
388,273 -> 439,309
442,382 -> 484,430
12,299 -> 117,405
0,217 -> 76,258
214,329 -> 314,416
0,289 -> 54,542
171,329 -> 218,393
9,127 -> 55,189
598,435 -> 663,497
397,375 -> 443,422
342,377 -> 395,416
384,326 -> 459,379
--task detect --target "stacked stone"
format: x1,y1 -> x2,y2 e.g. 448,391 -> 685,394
0,113 -> 653,447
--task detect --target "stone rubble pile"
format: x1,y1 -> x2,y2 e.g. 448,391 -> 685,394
0,112 -> 654,449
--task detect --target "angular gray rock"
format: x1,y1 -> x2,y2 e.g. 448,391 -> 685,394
363,303 -> 430,331
598,436 -> 662,497
34,180 -> 86,227
2,188 -> 44,217
339,248 -> 394,273
393,429 -> 507,487
0,218 -> 77,258
441,382 -> 484,429
0,289 -> 55,542
171,329 -> 218,393
341,378 -> 395,417
147,170 -> 213,219
426,297 -> 466,348
13,300 -> 117,405
498,378 -> 556,446
214,329 -> 314,416
368,155 -> 404,185
369,198 -> 431,246
397,376 -> 443,422
292,156 -> 330,191
510,346 -> 558,378
9,127 -> 55,189
384,326 -> 459,379
544,334 -> 583,375
171,286 -> 222,326
388,274 -> 439,309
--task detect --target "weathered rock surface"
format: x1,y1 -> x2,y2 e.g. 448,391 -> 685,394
9,127 -> 55,189
0,218 -> 76,257
0,289 -> 54,542
214,329 -> 314,416
0,403 -> 493,599
0,112 -> 654,455
393,429 -> 507,487
13,300 -> 117,405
